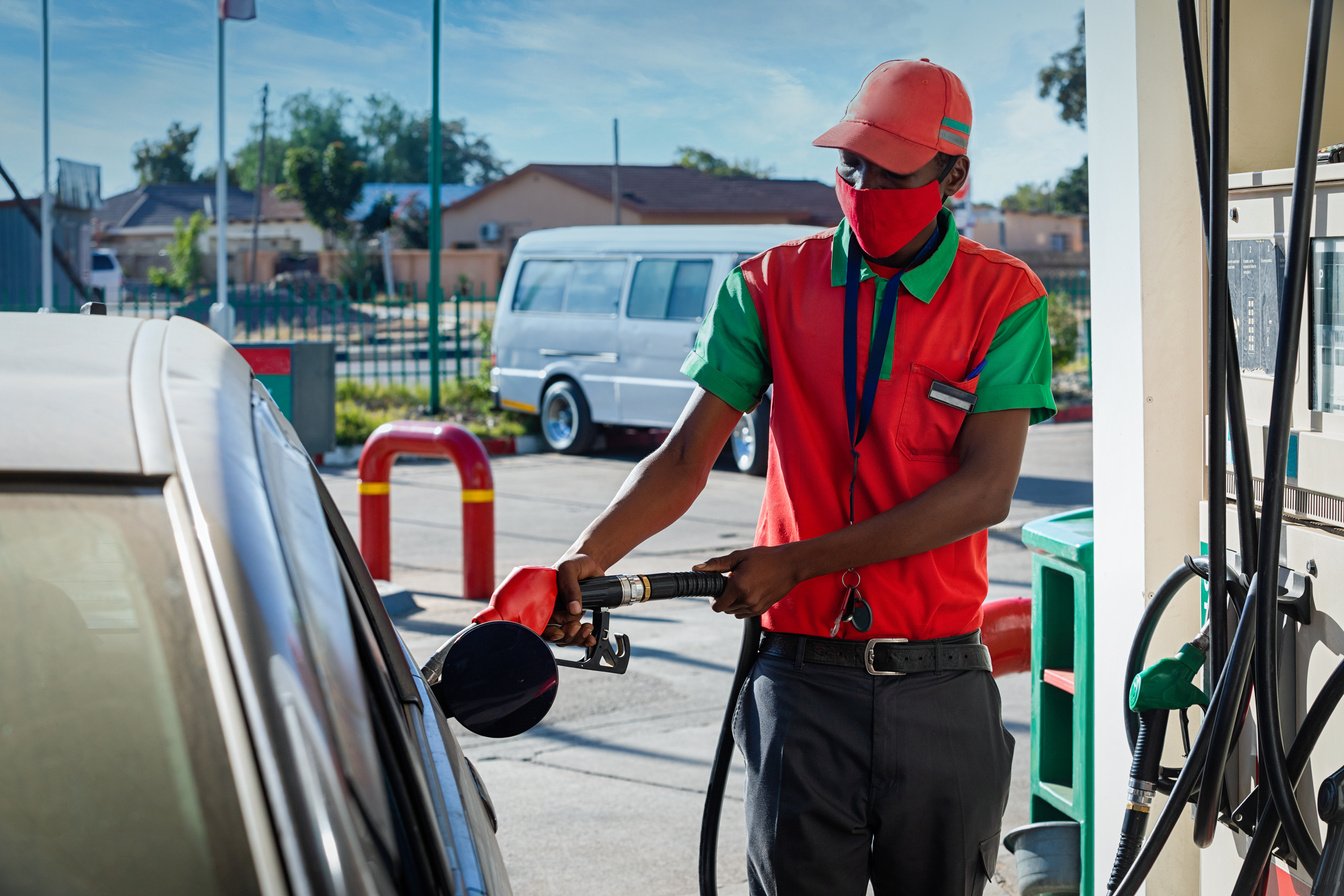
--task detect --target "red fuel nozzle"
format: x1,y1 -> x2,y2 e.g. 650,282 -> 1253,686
471,565 -> 559,635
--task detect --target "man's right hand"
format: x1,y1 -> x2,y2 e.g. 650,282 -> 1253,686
548,554 -> 604,647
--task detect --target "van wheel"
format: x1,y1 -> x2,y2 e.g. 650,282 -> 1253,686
729,398 -> 769,476
540,381 -> 596,454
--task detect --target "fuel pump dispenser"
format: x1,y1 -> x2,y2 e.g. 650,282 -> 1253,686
1093,0 -> 1344,893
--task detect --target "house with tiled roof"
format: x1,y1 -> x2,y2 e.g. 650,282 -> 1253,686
439,163 -> 840,254
94,183 -> 322,282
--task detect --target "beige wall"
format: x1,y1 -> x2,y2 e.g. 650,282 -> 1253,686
440,172 -> 835,250
972,211 -> 1086,255
317,248 -> 504,296
441,175 -> 621,249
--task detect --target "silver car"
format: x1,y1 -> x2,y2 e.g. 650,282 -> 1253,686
0,313 -> 511,895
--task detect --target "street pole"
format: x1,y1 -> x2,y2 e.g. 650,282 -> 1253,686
210,15 -> 234,338
612,118 -> 621,225
40,0 -> 52,311
249,83 -> 268,285
428,0 -> 442,413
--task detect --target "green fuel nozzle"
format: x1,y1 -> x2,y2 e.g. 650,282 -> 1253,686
1129,641 -> 1210,713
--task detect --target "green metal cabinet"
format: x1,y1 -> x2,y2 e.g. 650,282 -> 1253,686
1022,507 -> 1095,896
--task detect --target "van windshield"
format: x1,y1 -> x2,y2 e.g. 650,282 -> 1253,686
0,484 -> 257,896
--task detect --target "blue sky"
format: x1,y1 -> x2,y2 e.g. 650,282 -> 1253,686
0,0 -> 1087,205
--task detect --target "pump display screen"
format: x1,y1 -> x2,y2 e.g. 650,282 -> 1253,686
1310,238 -> 1344,413
1229,238 -> 1285,374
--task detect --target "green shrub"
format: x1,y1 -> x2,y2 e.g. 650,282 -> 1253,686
1046,291 -> 1080,368
334,377 -> 530,446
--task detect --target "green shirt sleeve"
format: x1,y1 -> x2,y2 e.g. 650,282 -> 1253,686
680,267 -> 771,412
972,296 -> 1057,425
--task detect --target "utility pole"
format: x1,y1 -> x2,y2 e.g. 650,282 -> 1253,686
428,0 -> 443,412
612,118 -> 622,225
249,83 -> 268,285
40,0 -> 52,311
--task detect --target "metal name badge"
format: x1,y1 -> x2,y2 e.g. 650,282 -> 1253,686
928,380 -> 977,413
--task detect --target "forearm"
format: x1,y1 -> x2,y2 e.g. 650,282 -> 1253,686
789,466 -> 1010,581
561,388 -> 742,568
564,440 -> 713,568
790,409 -> 1031,582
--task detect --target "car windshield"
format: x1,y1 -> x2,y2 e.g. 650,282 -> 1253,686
0,483 -> 257,896
91,253 -> 115,271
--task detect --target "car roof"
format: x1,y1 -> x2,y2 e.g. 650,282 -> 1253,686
511,223 -> 821,255
0,312 -> 252,477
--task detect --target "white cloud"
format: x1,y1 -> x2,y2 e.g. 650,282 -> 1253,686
971,84 -> 1087,203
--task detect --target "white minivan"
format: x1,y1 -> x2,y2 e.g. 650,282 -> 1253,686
490,224 -> 817,474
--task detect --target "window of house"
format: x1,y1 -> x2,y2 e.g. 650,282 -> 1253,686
1050,233 -> 1069,252
627,259 -> 713,321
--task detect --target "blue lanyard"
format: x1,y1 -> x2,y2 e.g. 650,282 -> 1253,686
842,236 -> 900,525
840,224 -> 942,524
842,236 -> 900,453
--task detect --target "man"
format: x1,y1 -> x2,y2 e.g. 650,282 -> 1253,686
551,59 -> 1055,895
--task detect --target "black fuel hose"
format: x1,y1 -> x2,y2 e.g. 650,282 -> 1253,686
1192,571 -> 1258,846
1232,660 -> 1344,894
1106,709 -> 1170,892
578,571 -> 728,608
1110,578 -> 1262,896
1248,0 -> 1333,876
699,616 -> 760,896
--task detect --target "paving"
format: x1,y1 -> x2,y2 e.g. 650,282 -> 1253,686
319,420 -> 1093,896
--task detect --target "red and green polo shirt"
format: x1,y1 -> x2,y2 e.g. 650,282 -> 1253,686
681,211 -> 1055,640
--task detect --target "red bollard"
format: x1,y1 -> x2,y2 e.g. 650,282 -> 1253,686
982,596 -> 1032,677
357,420 -> 495,599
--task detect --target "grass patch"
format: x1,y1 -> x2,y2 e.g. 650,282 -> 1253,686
335,377 -> 531,446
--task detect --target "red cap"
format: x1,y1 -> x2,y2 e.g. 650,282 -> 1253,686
813,59 -> 972,175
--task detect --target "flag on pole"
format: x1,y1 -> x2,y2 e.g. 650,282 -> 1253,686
219,0 -> 255,20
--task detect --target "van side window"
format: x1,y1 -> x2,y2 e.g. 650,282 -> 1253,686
513,259 -> 624,315
627,259 -> 713,321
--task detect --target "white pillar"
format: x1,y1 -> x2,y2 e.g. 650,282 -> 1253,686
1086,0 -> 1207,892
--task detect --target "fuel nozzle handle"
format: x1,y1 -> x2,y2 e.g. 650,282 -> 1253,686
579,571 -> 727,609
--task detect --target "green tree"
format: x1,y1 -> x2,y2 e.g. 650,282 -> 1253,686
232,130 -> 287,192
147,211 -> 207,290
232,91 -> 355,192
1053,156 -> 1089,214
281,140 -> 367,248
1001,181 -> 1056,213
360,94 -> 507,185
674,146 -> 774,178
1038,10 -> 1086,130
133,121 -> 200,185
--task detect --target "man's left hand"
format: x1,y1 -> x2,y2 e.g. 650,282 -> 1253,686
695,545 -> 801,618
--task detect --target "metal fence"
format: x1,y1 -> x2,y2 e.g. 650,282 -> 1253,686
1040,272 -> 1092,372
2,271 -> 1093,383
0,281 -> 498,387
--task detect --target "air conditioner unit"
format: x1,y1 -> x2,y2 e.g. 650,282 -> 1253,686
479,221 -> 502,243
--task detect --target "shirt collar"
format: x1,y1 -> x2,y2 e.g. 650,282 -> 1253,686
829,208 -> 959,303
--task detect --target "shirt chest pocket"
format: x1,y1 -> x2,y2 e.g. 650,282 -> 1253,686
895,361 -> 978,460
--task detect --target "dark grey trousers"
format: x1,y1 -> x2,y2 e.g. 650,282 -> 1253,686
731,650 -> 1014,896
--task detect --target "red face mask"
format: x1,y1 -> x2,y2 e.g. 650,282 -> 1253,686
834,171 -> 945,260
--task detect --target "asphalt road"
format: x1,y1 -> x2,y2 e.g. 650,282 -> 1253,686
320,420 -> 1092,896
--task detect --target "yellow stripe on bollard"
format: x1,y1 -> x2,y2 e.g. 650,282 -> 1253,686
461,489 -> 495,503
358,481 -> 391,495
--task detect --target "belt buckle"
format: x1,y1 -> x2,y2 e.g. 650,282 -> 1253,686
864,638 -> 909,676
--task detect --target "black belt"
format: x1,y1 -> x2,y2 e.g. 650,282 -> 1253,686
759,630 -> 992,676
